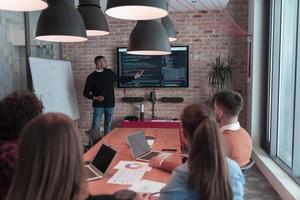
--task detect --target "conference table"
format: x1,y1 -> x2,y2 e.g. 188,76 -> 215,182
84,128 -> 181,196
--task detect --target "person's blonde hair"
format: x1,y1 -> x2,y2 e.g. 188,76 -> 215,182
6,113 -> 86,200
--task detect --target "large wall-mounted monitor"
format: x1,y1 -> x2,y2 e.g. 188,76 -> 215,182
117,46 -> 189,88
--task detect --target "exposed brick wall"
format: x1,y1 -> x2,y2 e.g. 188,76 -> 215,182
63,0 -> 248,135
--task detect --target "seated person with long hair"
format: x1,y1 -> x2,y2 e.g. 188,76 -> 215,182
5,113 -> 88,200
0,91 -> 43,200
159,104 -> 245,200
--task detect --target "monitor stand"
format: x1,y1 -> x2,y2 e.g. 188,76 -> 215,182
151,101 -> 156,120
149,91 -> 157,120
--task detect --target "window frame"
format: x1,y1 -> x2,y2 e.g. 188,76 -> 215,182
268,0 -> 281,160
292,0 -> 300,183
266,0 -> 300,185
23,12 -> 62,90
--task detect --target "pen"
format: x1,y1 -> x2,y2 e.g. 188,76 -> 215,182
149,192 -> 161,196
142,191 -> 161,197
161,148 -> 177,152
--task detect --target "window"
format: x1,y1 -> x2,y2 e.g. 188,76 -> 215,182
267,0 -> 300,183
27,12 -> 61,59
0,11 -> 62,98
276,0 -> 298,167
0,11 -> 27,98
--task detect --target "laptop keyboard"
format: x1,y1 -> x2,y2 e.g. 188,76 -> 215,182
140,151 -> 161,160
85,166 -> 99,179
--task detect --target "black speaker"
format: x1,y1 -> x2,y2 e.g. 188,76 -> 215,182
160,97 -> 184,103
121,97 -> 144,103
124,116 -> 139,121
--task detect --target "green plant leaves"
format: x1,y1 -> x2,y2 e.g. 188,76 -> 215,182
208,54 -> 234,91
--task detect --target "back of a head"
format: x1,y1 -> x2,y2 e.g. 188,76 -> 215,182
181,103 -> 232,200
6,113 -> 85,200
0,91 -> 43,141
214,90 -> 243,117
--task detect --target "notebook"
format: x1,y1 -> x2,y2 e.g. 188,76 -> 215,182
85,144 -> 116,181
126,132 -> 171,162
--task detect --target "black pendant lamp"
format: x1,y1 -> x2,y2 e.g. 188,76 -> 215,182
0,0 -> 48,11
127,20 -> 171,56
106,0 -> 168,20
78,0 -> 109,36
162,15 -> 177,42
35,0 -> 87,42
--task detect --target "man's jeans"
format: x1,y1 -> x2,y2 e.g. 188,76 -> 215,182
91,107 -> 114,135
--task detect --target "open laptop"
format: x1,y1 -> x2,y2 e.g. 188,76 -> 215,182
126,132 -> 171,162
85,144 -> 116,181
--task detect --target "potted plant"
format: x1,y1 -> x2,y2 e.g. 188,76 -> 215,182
208,54 -> 234,92
206,55 -> 235,107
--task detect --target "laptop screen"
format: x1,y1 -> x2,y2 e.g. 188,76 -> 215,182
127,132 -> 151,158
91,144 -> 116,173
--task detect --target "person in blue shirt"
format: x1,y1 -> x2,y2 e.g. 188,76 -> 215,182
159,103 -> 245,200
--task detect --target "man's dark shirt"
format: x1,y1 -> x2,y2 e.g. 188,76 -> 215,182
0,139 -> 18,200
83,69 -> 134,107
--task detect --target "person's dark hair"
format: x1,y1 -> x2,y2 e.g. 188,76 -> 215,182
6,113 -> 87,200
94,56 -> 105,65
0,91 -> 43,140
181,103 -> 232,200
213,90 -> 243,117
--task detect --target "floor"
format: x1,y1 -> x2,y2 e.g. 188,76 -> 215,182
244,165 -> 281,200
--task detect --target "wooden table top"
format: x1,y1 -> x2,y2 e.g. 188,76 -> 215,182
84,128 -> 181,196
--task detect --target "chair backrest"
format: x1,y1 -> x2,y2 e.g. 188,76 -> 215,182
241,158 -> 255,171
85,128 -> 102,147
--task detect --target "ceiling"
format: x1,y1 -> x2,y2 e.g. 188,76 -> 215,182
168,0 -> 230,11
75,0 -> 230,12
